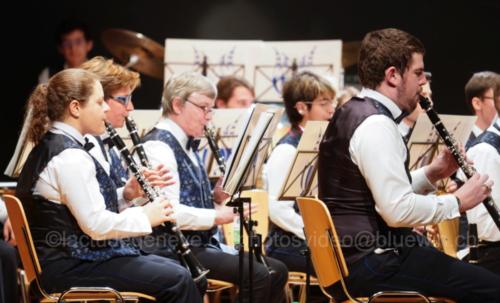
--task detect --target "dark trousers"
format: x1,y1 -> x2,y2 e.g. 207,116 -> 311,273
476,243 -> 500,276
0,240 -> 18,303
328,246 -> 500,302
40,254 -> 202,303
192,246 -> 288,303
266,237 -> 315,275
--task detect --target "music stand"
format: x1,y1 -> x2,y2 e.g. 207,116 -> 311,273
253,40 -> 342,102
164,38 -> 262,85
223,111 -> 275,303
408,114 -> 475,171
279,121 -> 328,200
276,120 -> 328,301
196,108 -> 249,179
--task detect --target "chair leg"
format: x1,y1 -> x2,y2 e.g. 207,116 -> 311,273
17,269 -> 30,303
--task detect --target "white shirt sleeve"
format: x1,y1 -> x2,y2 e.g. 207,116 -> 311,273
266,144 -> 305,239
142,140 -> 216,230
465,143 -> 500,241
350,115 -> 460,227
34,148 -> 152,240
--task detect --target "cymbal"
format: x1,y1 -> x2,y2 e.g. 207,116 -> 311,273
342,41 -> 361,68
101,28 -> 164,79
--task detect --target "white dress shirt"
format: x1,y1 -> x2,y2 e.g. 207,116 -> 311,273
265,131 -> 305,240
471,124 -> 484,138
464,119 -> 500,241
352,88 -> 460,227
142,118 -> 216,230
34,122 -> 152,240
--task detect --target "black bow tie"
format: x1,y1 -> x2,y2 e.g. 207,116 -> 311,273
186,136 -> 201,151
83,137 -> 95,151
102,137 -> 114,148
395,111 -> 409,124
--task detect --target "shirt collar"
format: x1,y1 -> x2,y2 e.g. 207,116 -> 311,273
51,121 -> 85,145
156,117 -> 190,151
489,117 -> 500,135
359,88 -> 403,120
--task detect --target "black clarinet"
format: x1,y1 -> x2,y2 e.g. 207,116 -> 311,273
105,122 -> 209,282
204,126 -> 226,174
125,117 -> 151,169
419,96 -> 500,231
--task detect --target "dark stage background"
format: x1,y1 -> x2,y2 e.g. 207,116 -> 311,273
1,0 -> 500,181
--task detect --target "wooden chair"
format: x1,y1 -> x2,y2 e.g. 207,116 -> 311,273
296,197 -> 456,303
3,194 -> 156,303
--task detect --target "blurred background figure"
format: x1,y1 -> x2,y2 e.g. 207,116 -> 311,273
215,76 -> 255,108
38,19 -> 94,84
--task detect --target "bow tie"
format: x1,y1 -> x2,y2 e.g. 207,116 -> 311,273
186,136 -> 201,151
83,137 -> 95,151
395,111 -> 409,124
102,137 -> 114,148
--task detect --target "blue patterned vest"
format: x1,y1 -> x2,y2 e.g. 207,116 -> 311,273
16,132 -> 139,266
469,124 -> 500,155
143,128 -> 217,246
266,127 -> 308,253
95,136 -> 128,187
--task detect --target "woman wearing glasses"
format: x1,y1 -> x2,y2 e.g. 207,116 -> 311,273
265,71 -> 336,274
80,56 -> 172,192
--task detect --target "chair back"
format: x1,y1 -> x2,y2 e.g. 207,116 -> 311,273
437,218 -> 459,258
296,197 -> 348,289
223,189 -> 269,249
3,194 -> 41,285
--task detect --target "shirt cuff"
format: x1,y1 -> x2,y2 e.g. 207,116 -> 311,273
411,167 -> 436,194
125,207 -> 153,234
441,194 -> 461,220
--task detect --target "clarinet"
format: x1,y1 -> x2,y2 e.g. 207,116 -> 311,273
204,126 -> 226,174
105,122 -> 209,282
419,96 -> 500,231
125,117 -> 151,169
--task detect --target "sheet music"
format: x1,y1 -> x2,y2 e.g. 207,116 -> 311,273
279,120 -> 329,200
197,108 -> 248,178
223,111 -> 274,196
5,105 -> 33,177
408,114 -> 475,170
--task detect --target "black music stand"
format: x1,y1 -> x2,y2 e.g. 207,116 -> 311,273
223,112 -> 275,303
277,121 -> 328,301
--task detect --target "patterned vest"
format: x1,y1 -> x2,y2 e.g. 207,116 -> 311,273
318,96 -> 420,265
16,132 -> 139,265
267,127 -> 307,251
143,128 -> 217,246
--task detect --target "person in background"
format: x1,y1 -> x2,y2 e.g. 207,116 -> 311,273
215,76 -> 255,109
38,19 -> 94,84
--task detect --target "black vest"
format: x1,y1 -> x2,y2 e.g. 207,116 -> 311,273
318,96 -> 417,265
16,132 -> 139,266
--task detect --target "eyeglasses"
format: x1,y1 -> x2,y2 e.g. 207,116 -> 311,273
61,38 -> 86,49
301,99 -> 336,108
481,96 -> 495,101
185,99 -> 213,114
109,95 -> 133,106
